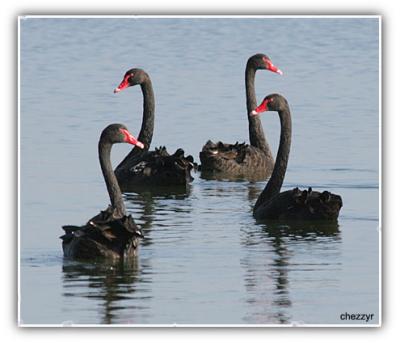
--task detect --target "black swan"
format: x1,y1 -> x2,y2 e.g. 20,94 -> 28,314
113,68 -> 195,191
199,53 -> 282,180
60,124 -> 145,259
251,94 -> 343,221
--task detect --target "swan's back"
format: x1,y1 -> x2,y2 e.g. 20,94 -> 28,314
254,187 -> 343,221
60,206 -> 143,259
200,140 -> 273,180
115,147 -> 195,191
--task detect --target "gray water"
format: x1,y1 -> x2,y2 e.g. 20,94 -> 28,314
19,17 -> 380,325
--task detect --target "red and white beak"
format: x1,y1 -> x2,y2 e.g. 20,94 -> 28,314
114,74 -> 131,93
263,57 -> 283,75
120,128 -> 145,149
251,98 -> 272,116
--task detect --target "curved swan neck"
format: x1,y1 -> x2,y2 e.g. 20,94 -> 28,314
254,105 -> 292,211
138,77 -> 155,150
245,64 -> 257,113
114,76 -> 155,174
245,63 -> 272,157
99,140 -> 126,217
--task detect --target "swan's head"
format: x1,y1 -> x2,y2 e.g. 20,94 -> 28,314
114,68 -> 149,93
100,124 -> 145,149
249,53 -> 283,75
250,94 -> 289,116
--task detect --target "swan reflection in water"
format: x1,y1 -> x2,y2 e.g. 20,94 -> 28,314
61,257 -> 150,324
61,191 -> 163,324
199,168 -> 269,183
123,185 -> 193,247
61,186 -> 196,324
242,180 -> 341,324
121,182 -> 193,197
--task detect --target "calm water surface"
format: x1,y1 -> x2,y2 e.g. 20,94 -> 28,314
20,17 -> 379,325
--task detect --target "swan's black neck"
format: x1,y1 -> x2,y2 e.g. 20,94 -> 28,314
138,78 -> 155,149
254,105 -> 291,211
115,76 -> 155,173
99,140 -> 126,217
245,63 -> 273,160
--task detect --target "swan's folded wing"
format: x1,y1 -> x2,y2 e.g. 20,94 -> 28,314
60,224 -> 86,242
240,144 -> 269,166
125,148 -> 195,182
120,215 -> 144,238
201,141 -> 248,162
61,206 -> 144,244
61,225 -> 82,233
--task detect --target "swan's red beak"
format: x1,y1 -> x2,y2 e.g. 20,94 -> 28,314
263,57 -> 283,75
120,128 -> 145,149
114,74 -> 131,93
251,98 -> 272,116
